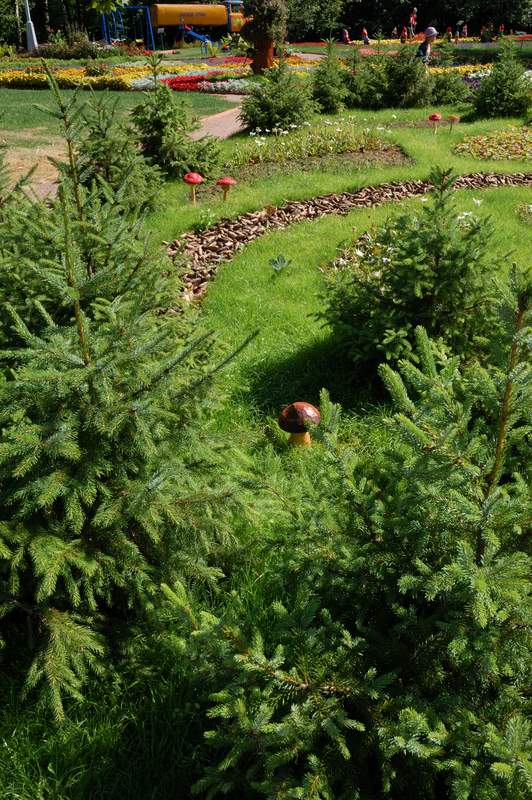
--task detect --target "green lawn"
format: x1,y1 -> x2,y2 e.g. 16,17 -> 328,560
0,88 -> 234,136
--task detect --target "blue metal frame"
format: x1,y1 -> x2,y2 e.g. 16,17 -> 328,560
101,4 -> 155,51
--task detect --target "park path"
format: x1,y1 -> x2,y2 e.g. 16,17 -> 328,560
190,95 -> 244,140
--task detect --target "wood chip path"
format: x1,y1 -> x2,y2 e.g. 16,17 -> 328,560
167,172 -> 532,299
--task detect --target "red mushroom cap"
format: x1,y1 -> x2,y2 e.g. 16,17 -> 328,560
216,176 -> 237,186
184,172 -> 204,185
429,113 -> 442,121
278,401 -> 321,434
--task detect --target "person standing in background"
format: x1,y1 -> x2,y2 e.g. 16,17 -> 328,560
462,22 -> 468,38
362,26 -> 370,44
400,24 -> 408,43
409,7 -> 418,38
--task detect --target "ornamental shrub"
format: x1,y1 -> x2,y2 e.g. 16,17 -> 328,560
167,301 -> 532,799
474,41 -> 531,118
344,55 -> 389,110
430,69 -> 469,105
385,47 -> 433,108
312,39 -> 347,114
132,82 -> 220,178
320,168 -> 501,369
240,58 -> 314,131
0,76 -> 243,720
72,93 -> 162,212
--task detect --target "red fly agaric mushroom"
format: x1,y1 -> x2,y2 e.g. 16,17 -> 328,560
448,114 -> 460,133
183,172 -> 204,204
216,176 -> 236,201
278,401 -> 321,447
429,113 -> 442,133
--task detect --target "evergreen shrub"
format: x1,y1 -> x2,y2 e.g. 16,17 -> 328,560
321,168 -> 501,369
72,93 -> 162,212
167,299 -> 532,798
132,82 -> 220,178
0,76 -> 242,720
240,58 -> 314,131
474,42 -> 531,118
312,39 -> 347,114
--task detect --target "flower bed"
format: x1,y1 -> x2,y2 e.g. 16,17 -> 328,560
455,127 -> 532,161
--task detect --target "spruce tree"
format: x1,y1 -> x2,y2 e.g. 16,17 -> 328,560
0,73 -> 248,720
166,278 -> 531,799
312,38 -> 348,114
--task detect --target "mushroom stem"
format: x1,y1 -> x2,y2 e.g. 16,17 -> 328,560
223,187 -> 229,201
288,431 -> 312,447
449,120 -> 453,133
190,186 -> 197,205
433,121 -> 438,134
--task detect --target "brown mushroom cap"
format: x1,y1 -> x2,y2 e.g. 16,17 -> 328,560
278,401 -> 321,433
184,172 -> 204,185
216,176 -> 236,187
448,114 -> 461,122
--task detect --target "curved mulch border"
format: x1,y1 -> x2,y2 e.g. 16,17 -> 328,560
167,172 -> 532,298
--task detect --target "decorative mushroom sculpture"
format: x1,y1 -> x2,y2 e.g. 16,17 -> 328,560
278,401 -> 321,447
183,172 -> 204,205
448,114 -> 460,133
429,113 -> 442,133
216,176 -> 236,202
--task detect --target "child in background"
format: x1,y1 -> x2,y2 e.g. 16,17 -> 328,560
342,28 -> 352,45
400,25 -> 408,43
416,26 -> 438,64
409,7 -> 417,38
462,23 -> 468,38
362,26 -> 370,45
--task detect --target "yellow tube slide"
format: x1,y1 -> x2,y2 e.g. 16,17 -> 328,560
151,4 -> 244,31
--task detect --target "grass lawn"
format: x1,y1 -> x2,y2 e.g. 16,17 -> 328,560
0,88 -> 234,139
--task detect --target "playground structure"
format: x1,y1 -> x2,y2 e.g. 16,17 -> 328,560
101,2 -> 245,50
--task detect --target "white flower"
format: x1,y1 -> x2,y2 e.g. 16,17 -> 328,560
420,197 -> 429,203
249,131 -> 256,136
354,248 -> 364,257
265,128 -> 271,132
472,198 -> 483,206
391,113 -> 397,119
282,130 -> 288,135
457,211 -> 473,221
289,123 -> 298,128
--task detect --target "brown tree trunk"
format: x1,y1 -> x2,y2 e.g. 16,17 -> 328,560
251,37 -> 274,74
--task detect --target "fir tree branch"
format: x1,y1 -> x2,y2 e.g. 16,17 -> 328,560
60,191 -> 91,366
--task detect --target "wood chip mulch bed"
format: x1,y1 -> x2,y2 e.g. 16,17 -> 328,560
167,171 -> 532,299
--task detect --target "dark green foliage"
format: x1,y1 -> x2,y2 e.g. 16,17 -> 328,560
385,48 -> 433,108
321,168 -> 501,369
243,0 -> 288,43
132,81 -> 220,178
0,74 -> 243,720
474,42 -> 532,118
241,59 -> 314,131
431,70 -> 469,105
312,39 -> 347,114
344,55 -> 390,110
344,49 -> 432,110
72,93 -> 162,212
167,299 -> 532,798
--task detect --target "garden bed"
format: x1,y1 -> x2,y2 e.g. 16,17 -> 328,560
455,126 -> 532,160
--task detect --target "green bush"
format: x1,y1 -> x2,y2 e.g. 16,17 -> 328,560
0,75 -> 241,719
312,39 -> 347,114
474,42 -> 531,118
73,93 -> 162,212
167,300 -> 532,799
345,49 -> 432,110
430,69 -> 469,105
240,58 -> 314,131
344,56 -> 389,110
320,168 -> 501,369
385,48 -> 433,108
132,82 -> 220,178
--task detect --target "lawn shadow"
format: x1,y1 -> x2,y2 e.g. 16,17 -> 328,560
239,335 -> 386,416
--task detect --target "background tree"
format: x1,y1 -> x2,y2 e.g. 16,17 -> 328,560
242,0 -> 288,73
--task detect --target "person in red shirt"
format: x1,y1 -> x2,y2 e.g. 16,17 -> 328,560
362,26 -> 370,45
409,7 -> 418,38
400,25 -> 408,43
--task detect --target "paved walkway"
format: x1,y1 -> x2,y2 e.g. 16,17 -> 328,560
190,96 -> 244,140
